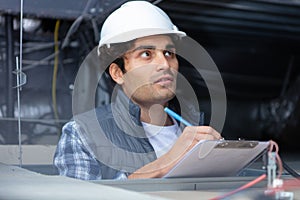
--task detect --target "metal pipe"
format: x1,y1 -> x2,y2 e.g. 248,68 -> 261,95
4,15 -> 16,144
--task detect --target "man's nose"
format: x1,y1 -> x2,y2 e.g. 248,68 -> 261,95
155,51 -> 169,70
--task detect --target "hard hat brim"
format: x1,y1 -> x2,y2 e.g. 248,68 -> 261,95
98,28 -> 186,50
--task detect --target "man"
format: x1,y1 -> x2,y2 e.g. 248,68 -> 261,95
54,1 -> 222,180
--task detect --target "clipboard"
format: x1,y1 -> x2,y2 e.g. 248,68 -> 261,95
164,140 -> 270,178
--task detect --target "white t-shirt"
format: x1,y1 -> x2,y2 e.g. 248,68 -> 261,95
142,119 -> 181,158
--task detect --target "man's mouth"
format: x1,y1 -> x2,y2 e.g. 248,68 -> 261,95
153,75 -> 174,86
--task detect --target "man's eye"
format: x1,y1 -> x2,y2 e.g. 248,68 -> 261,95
164,50 -> 175,57
141,51 -> 151,58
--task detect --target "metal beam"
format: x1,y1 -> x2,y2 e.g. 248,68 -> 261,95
4,15 -> 16,144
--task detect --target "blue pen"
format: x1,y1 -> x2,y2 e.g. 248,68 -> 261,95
164,107 -> 193,126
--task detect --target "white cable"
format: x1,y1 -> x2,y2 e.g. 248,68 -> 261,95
20,0 -> 23,74
16,57 -> 22,167
17,0 -> 24,167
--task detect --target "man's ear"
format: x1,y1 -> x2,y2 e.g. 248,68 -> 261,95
109,63 -> 124,85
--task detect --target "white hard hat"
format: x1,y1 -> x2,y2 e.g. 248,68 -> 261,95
98,1 -> 186,49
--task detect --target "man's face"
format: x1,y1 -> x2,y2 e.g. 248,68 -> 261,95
120,35 -> 178,107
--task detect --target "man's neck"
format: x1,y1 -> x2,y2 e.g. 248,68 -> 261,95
139,103 -> 173,126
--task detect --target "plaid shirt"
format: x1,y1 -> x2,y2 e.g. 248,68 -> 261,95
53,121 -> 127,180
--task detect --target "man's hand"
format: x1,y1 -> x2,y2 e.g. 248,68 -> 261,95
128,126 -> 222,179
167,126 -> 222,161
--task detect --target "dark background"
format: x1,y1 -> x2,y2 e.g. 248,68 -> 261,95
0,0 -> 299,154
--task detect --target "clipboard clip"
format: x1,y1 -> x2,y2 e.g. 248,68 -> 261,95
216,140 -> 259,149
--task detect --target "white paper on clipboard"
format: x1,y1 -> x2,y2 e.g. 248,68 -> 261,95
164,140 -> 270,178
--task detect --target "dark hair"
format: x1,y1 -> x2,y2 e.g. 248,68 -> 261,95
111,57 -> 126,73
99,40 -> 134,74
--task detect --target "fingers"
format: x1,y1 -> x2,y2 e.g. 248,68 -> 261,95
183,126 -> 222,141
196,126 -> 222,140
193,132 -> 215,141
174,126 -> 222,157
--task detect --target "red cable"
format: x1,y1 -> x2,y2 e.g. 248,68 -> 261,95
209,174 -> 267,200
